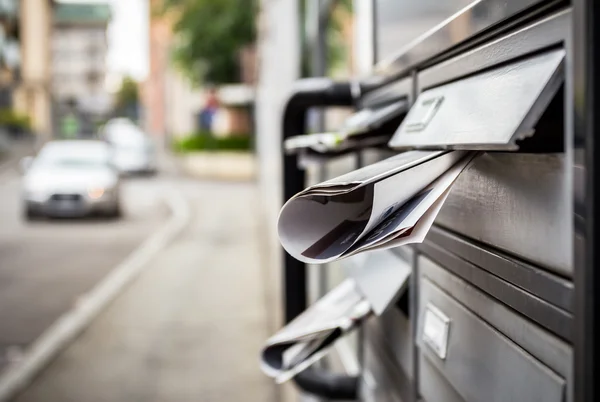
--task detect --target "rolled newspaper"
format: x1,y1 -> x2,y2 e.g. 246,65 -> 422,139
278,150 -> 476,264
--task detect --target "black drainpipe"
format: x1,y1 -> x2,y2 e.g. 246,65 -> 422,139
282,78 -> 359,400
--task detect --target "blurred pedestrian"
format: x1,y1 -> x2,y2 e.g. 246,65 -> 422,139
198,88 -> 219,132
61,113 -> 79,139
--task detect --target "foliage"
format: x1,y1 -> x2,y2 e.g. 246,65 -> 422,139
172,131 -> 252,152
327,0 -> 353,74
0,109 -> 31,131
160,0 -> 257,85
299,0 -> 353,77
114,76 -> 139,111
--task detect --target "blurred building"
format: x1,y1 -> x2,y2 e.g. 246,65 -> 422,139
12,0 -> 53,137
51,2 -> 112,130
0,0 -> 19,109
143,0 -> 202,139
143,0 -> 256,140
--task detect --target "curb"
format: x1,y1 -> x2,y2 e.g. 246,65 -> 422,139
177,152 -> 256,182
0,185 -> 191,402
0,141 -> 36,183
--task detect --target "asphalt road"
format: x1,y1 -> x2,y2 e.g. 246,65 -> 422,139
0,168 -> 169,371
7,177 -> 275,402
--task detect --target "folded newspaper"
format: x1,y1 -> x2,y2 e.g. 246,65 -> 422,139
284,100 -> 407,154
261,279 -> 370,383
278,150 -> 476,264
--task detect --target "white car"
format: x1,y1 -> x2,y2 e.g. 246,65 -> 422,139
21,140 -> 122,220
102,120 -> 157,175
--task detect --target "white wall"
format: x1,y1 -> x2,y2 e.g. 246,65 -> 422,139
353,0 -> 375,76
254,0 -> 300,400
164,68 -> 204,137
15,0 -> 52,135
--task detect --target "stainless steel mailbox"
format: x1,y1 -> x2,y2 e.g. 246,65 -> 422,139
435,153 -> 571,276
355,5 -> 575,402
417,256 -> 572,402
389,49 -> 564,150
279,1 -> 591,401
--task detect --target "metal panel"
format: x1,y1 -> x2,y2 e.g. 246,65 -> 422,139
389,49 -> 564,150
345,250 -> 411,315
419,256 -> 573,402
375,0 -> 552,76
572,0 -> 600,401
433,153 -> 572,276
362,341 -> 407,402
417,276 -> 566,402
426,226 -> 573,312
360,76 -> 413,109
419,355 -> 465,402
420,241 -> 573,342
365,309 -> 413,382
374,0 -> 474,64
418,9 -> 570,91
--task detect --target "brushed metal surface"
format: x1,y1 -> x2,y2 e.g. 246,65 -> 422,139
418,275 -> 566,402
375,0 -> 550,77
426,226 -> 573,312
360,76 -> 413,109
418,9 -> 570,91
389,49 -> 565,150
362,329 -> 411,402
419,355 -> 466,402
420,241 -> 573,341
375,0 -> 474,64
434,153 -> 572,276
420,256 -> 574,402
345,250 -> 411,315
364,309 -> 413,382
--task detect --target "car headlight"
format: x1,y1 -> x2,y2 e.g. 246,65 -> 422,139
87,186 -> 106,200
87,184 -> 117,200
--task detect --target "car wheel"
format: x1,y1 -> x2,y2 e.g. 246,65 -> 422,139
106,203 -> 122,219
24,206 -> 42,221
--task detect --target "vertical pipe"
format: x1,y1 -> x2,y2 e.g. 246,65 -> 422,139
573,0 -> 600,401
281,80 -> 356,400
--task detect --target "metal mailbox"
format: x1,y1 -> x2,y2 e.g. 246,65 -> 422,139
277,0 -> 598,401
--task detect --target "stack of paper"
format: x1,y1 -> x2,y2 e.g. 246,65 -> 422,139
284,100 -> 407,154
278,150 -> 476,264
260,279 -> 370,383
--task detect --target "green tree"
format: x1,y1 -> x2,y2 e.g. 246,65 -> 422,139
161,0 -> 257,85
115,76 -> 139,110
114,76 -> 139,118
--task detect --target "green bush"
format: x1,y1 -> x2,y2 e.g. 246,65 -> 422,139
0,109 -> 31,132
173,132 -> 252,152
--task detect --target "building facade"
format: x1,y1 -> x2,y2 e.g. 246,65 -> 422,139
143,0 -> 256,140
13,0 -> 53,137
0,0 -> 19,109
51,2 -> 111,122
143,0 -> 203,140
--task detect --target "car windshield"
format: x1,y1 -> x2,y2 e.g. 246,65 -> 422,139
34,143 -> 110,169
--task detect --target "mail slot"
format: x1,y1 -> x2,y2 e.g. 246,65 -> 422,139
288,76 -> 412,157
389,23 -> 567,151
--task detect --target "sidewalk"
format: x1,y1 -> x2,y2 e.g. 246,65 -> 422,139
0,136 -> 36,172
11,179 -> 276,402
177,152 -> 256,181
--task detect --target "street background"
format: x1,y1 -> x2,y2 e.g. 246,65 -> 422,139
0,0 -> 364,401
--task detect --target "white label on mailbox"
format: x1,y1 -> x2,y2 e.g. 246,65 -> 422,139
404,96 -> 444,132
423,304 -> 450,360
